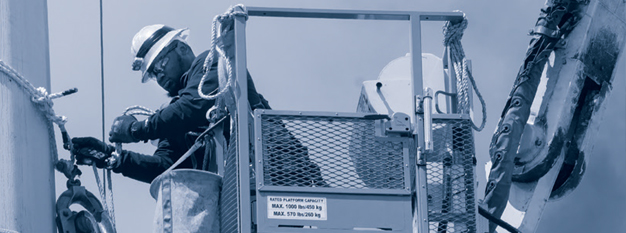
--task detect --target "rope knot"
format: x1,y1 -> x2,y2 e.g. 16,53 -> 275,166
443,14 -> 468,46
31,87 -> 69,126
32,87 -> 50,103
198,4 -> 249,101
216,4 -> 249,24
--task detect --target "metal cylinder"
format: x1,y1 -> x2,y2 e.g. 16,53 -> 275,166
0,0 -> 56,232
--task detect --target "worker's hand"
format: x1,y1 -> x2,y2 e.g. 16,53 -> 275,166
71,137 -> 115,169
109,115 -> 140,143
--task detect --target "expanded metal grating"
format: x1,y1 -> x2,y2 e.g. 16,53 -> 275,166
258,113 -> 409,190
220,121 -> 240,233
426,118 -> 476,233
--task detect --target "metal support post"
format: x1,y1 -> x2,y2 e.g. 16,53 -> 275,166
409,13 -> 430,233
234,14 -> 252,233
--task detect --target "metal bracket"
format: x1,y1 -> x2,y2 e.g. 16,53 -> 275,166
385,112 -> 412,135
531,25 -> 561,38
415,95 -> 424,114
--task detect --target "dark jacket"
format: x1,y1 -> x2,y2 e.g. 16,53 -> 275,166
113,50 -> 268,183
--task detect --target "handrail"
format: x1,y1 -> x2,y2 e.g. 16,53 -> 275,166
246,7 -> 463,22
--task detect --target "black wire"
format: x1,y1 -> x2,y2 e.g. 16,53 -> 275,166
99,0 -> 106,144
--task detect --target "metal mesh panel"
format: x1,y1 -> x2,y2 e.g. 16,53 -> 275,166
426,119 -> 476,233
221,120 -> 240,233
259,114 -> 407,190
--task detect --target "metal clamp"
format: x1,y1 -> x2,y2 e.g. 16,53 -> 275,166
104,143 -> 123,170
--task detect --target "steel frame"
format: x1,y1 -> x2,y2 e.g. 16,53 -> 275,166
232,7 -> 464,233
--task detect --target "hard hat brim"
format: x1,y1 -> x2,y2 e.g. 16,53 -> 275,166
140,28 -> 189,83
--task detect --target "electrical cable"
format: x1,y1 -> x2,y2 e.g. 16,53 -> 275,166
98,0 -> 117,229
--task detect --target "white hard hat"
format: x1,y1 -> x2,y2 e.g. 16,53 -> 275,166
131,24 -> 189,83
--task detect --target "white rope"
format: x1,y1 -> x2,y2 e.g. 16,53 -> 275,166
123,105 -> 156,116
0,60 -> 75,165
92,104 -> 157,228
0,60 -> 69,128
105,169 -> 115,228
197,4 -> 248,101
1,52 -> 118,229
443,15 -> 487,131
92,166 -> 110,222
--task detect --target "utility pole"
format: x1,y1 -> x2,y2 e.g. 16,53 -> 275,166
0,0 -> 56,232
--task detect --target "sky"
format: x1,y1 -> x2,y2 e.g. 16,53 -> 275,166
46,0 -> 625,232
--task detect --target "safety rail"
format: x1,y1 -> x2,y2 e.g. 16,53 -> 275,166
224,7 -> 467,233
253,110 -> 414,232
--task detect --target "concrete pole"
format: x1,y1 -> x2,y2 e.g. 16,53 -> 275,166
0,0 -> 56,232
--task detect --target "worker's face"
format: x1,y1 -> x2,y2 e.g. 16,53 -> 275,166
151,43 -> 184,95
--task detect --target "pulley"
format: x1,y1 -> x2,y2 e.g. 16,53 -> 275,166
55,181 -> 116,233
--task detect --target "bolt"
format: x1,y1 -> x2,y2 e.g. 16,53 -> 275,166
535,139 -> 542,146
62,209 -> 71,217
503,124 -> 511,132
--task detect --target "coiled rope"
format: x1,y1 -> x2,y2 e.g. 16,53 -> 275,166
197,4 -> 248,123
443,14 -> 487,131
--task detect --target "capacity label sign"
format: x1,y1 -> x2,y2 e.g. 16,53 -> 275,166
267,196 -> 327,220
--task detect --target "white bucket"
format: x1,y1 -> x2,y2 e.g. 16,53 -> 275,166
150,169 -> 222,233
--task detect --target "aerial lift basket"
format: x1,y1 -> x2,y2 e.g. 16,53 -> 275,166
217,6 -> 482,233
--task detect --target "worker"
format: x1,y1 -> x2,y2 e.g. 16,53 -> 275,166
70,24 -> 327,186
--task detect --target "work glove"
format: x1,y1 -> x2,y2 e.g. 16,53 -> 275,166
109,115 -> 140,143
71,137 -> 117,169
